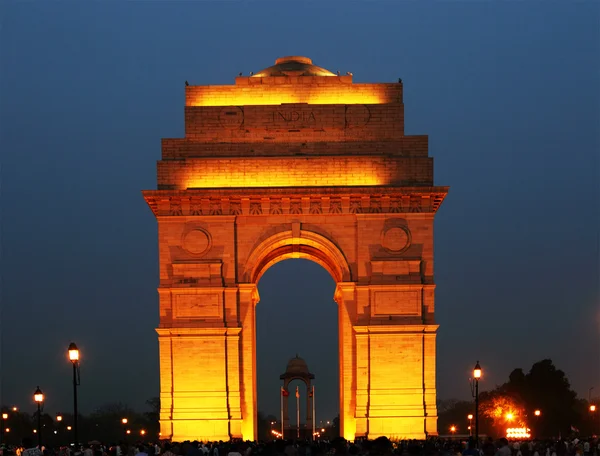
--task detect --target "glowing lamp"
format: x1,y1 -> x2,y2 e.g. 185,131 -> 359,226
1,413 -> 7,420
450,425 -> 456,433
34,386 -> 44,403
506,412 -> 514,421
591,405 -> 597,412
534,410 -> 541,416
126,430 -> 131,435
53,431 -> 57,434
468,414 -> 473,420
11,407 -> 17,412
140,429 -> 146,436
67,426 -> 72,431
122,418 -> 128,424
473,361 -> 482,379
68,342 -> 79,362
5,428 -> 9,433
33,429 -> 37,433
56,414 -> 63,422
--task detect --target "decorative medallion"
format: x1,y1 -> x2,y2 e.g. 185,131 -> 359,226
381,226 -> 411,253
182,228 -> 211,256
329,199 -> 342,214
218,106 -> 244,129
345,105 -> 371,128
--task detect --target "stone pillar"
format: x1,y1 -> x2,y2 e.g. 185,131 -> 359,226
282,382 -> 290,438
156,326 -> 240,442
334,282 -> 357,441
238,284 -> 259,441
306,382 -> 313,438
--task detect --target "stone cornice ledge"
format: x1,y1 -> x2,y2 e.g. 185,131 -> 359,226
142,186 -> 448,217
354,324 -> 439,334
156,327 -> 241,337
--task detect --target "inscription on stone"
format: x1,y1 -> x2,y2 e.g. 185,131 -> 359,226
269,110 -> 316,128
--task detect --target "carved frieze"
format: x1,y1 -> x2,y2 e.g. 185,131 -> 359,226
144,191 -> 447,217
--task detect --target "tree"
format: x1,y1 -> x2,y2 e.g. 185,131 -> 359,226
440,359 -> 584,439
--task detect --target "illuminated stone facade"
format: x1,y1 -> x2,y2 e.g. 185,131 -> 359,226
143,57 -> 448,442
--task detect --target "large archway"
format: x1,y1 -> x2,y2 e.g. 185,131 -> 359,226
254,259 -> 338,441
144,56 -> 447,442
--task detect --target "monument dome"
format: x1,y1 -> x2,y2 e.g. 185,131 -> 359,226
251,56 -> 336,77
285,354 -> 310,374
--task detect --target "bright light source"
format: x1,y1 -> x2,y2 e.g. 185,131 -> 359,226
467,414 -> 473,420
473,361 -> 482,379
34,386 -> 44,403
507,428 -> 531,439
534,410 -> 541,416
68,342 -> 79,362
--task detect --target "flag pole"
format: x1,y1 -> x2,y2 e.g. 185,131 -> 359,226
312,385 -> 316,440
280,387 -> 284,437
296,386 -> 300,439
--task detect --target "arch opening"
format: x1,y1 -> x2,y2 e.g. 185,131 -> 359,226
255,259 -> 339,440
244,229 -> 352,285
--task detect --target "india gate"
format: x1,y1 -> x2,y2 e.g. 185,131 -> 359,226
143,56 -> 448,441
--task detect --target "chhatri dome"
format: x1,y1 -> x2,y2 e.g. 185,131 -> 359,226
251,56 -> 336,77
281,354 -> 314,378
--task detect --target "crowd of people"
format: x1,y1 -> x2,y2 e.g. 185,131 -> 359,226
1,436 -> 599,456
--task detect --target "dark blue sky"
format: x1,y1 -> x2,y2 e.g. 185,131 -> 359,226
1,1 -> 598,424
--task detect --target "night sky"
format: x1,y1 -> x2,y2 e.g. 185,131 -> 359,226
1,1 -> 598,424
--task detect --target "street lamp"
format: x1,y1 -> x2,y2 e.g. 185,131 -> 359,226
591,405 -> 597,412
534,410 -> 541,416
470,361 -> 482,449
34,386 -> 44,447
68,342 -> 81,448
56,414 -> 63,422
450,425 -> 456,435
122,418 -> 128,424
468,414 -> 473,436
11,407 -> 17,412
0,412 -> 7,445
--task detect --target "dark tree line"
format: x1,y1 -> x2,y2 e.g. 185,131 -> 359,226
438,359 -> 598,438
0,398 -> 160,446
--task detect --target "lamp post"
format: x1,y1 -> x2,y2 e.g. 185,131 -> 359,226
68,342 -> 81,448
470,361 -> 482,449
34,386 -> 44,447
122,418 -> 128,441
0,412 -> 7,444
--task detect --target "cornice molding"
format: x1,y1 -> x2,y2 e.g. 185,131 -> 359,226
142,186 -> 448,217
